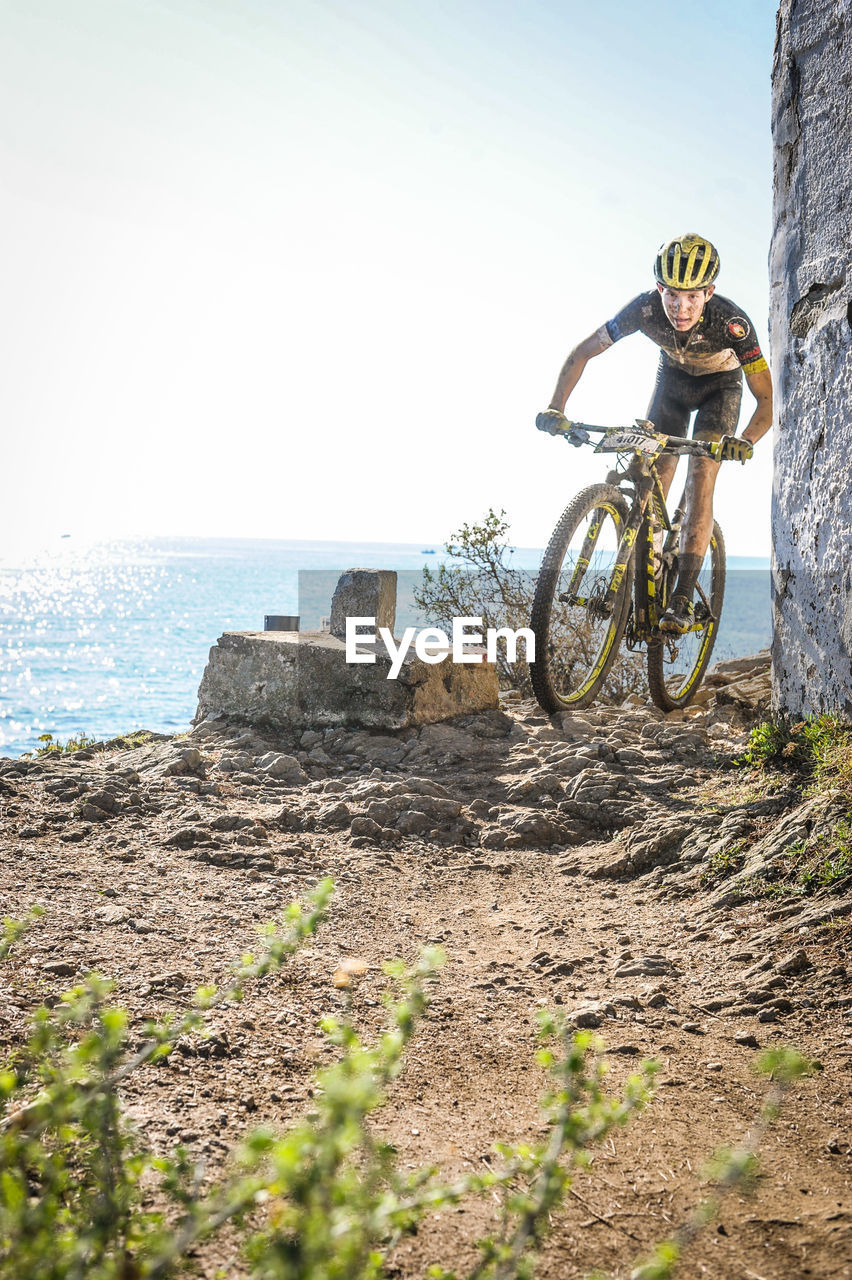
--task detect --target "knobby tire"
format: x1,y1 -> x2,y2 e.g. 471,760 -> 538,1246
647,520 -> 726,711
530,484 -> 631,713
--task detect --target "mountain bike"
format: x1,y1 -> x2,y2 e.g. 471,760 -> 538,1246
530,417 -> 725,713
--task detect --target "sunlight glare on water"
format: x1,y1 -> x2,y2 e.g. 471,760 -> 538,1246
0,537 -> 222,755
0,534 -> 453,757
0,534 -> 770,759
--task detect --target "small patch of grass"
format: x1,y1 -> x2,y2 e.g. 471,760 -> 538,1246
785,822 -> 852,894
736,714 -> 852,798
816,915 -> 852,943
742,875 -> 807,901
695,775 -> 777,812
30,731 -> 101,757
742,822 -> 852,903
102,730 -> 156,751
701,838 -> 748,884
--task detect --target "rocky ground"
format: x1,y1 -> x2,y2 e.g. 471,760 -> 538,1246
1,651 -> 851,1279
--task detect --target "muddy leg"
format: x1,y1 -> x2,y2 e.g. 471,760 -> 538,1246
674,453 -> 722,601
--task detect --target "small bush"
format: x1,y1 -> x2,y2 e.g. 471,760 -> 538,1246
736,714 -> 852,896
0,888 -> 656,1280
414,509 -> 646,701
737,714 -> 852,795
0,894 -> 816,1280
784,822 -> 852,894
30,732 -> 102,757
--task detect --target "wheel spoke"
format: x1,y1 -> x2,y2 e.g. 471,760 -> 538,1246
530,486 -> 631,711
647,524 -> 725,710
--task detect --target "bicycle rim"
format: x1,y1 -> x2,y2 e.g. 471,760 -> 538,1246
530,484 -> 631,712
647,521 -> 726,711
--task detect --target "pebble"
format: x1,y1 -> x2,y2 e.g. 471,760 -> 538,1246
775,948 -> 810,976
94,904 -> 131,925
615,955 -> 677,979
682,1022 -> 703,1034
569,1001 -> 615,1029
734,1030 -> 760,1048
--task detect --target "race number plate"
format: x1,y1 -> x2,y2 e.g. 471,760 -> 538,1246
594,427 -> 668,459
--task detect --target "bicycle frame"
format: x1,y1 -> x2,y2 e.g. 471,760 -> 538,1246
560,420 -> 716,642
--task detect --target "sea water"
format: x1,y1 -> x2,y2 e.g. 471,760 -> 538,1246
0,535 -> 771,758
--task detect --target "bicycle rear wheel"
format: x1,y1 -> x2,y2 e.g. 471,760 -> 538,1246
647,521 -> 726,711
530,484 -> 631,712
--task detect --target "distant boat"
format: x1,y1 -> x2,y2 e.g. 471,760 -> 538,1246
421,548 -> 436,554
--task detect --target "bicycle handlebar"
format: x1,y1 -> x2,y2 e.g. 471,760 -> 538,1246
536,414 -> 717,458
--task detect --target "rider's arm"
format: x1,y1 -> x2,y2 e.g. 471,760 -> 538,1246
741,366 -> 773,445
548,331 -> 609,411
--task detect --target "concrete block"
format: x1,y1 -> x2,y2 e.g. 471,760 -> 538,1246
195,630 -> 499,731
329,569 -> 397,640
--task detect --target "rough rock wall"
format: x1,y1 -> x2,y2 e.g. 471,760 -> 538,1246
770,0 -> 852,717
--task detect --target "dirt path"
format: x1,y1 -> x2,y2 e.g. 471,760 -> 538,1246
1,656 -> 850,1278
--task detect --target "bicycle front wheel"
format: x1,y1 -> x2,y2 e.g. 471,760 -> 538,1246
530,484 -> 631,712
647,521 -> 726,711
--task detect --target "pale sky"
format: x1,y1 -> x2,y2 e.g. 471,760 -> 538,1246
1,0 -> 778,556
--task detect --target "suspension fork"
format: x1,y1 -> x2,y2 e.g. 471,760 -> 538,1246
561,501 -> 624,601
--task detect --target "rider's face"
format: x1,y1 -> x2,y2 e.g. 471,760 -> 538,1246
658,283 -> 714,332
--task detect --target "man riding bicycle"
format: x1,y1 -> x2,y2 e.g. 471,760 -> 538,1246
537,234 -> 773,634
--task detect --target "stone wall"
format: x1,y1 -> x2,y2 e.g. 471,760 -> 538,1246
770,0 -> 852,717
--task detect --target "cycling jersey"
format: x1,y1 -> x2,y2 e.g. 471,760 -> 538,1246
595,290 -> 769,378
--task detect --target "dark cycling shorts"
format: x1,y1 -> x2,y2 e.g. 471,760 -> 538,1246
646,360 -> 742,441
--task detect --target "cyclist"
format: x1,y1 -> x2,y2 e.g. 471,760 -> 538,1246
536,234 -> 773,633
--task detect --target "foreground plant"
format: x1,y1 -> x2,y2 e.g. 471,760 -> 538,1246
625,1048 -> 817,1280
0,893 -> 655,1280
0,882 -> 334,1279
737,713 -> 852,795
735,714 -> 852,893
0,893 -> 814,1280
428,1017 -> 656,1280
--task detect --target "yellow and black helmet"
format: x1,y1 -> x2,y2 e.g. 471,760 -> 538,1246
654,234 -> 720,290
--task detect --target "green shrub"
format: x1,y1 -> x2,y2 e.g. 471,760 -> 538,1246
1,884 -> 334,1280
625,1048 -> 816,1280
737,714 -> 852,793
0,886 -> 655,1280
414,509 -> 646,701
0,891 -> 815,1280
30,732 -> 102,757
784,822 -> 852,894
